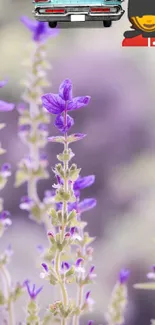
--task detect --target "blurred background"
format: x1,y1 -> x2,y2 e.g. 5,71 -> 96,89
1,0 -> 155,324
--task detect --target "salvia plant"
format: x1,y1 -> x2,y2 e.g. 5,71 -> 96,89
15,17 -> 59,227
0,17 -> 130,325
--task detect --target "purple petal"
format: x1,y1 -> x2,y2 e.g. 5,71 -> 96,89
89,266 -> 95,274
18,124 -> 31,132
0,100 -> 15,112
61,262 -> 70,270
59,79 -> 72,101
76,258 -> 84,267
88,321 -> 93,325
42,94 -> 65,114
21,16 -> 37,32
0,80 -> 7,88
74,175 -> 95,191
1,163 -> 11,172
42,263 -> 48,272
34,285 -> 43,298
0,211 -> 10,220
67,96 -> 91,111
78,198 -> 97,213
85,291 -> 91,301
24,280 -> 32,298
70,227 -> 77,236
55,114 -> 74,133
119,269 -> 130,284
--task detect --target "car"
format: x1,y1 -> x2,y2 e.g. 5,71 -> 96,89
32,0 -> 125,28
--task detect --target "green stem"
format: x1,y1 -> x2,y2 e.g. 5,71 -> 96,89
72,285 -> 83,325
0,266 -> 15,325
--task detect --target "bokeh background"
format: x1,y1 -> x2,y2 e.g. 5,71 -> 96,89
1,0 -> 155,324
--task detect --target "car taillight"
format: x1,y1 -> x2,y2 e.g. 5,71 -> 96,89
90,7 -> 110,12
44,8 -> 65,13
34,0 -> 50,2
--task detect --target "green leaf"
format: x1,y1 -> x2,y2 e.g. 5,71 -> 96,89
14,170 -> 28,187
134,282 -> 155,290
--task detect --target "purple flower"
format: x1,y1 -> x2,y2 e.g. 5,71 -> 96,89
85,291 -> 95,310
55,114 -> 74,133
88,266 -> 97,280
88,321 -> 93,325
61,262 -> 70,272
1,163 -> 11,177
42,263 -> 49,272
68,198 -> 97,214
42,79 -> 90,115
0,80 -> 7,88
43,190 -> 55,204
78,198 -> 97,213
74,175 -> 95,191
0,100 -> 14,112
24,280 -> 43,300
0,211 -> 12,227
21,17 -> 59,42
40,263 -> 50,279
76,258 -> 84,267
18,124 -> 31,133
38,124 -> 48,133
119,269 -> 130,284
19,196 -> 34,211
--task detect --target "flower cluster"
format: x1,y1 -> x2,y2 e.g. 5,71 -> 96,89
15,17 -> 60,225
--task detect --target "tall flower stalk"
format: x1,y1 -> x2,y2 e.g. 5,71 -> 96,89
36,79 -> 97,325
15,17 -> 59,226
0,81 -> 25,325
106,270 -> 130,325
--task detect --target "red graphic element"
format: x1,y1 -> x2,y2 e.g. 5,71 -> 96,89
122,35 -> 155,46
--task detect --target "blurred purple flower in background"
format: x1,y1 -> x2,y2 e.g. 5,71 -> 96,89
21,17 -> 59,42
119,269 -> 130,284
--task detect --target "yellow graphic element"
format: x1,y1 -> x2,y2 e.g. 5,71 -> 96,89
131,15 -> 155,32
